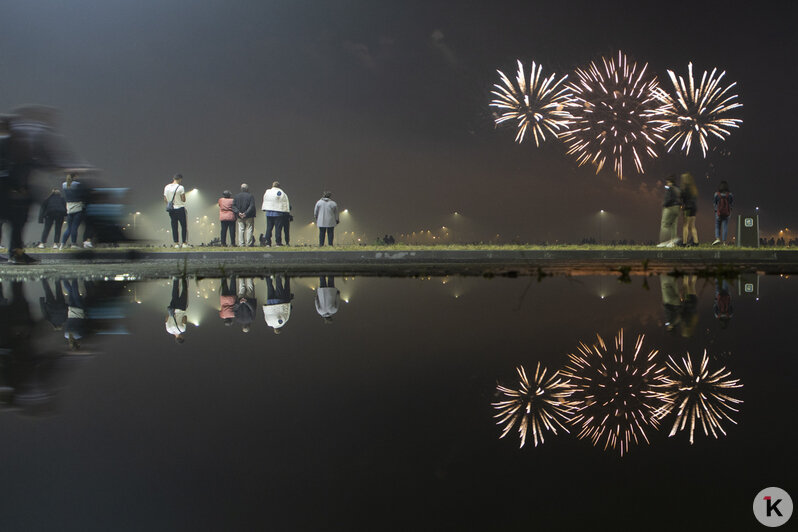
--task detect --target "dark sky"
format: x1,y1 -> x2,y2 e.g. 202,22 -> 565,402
2,0 -> 795,243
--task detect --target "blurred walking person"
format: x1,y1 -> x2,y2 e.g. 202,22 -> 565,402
680,172 -> 699,246
657,176 -> 681,247
261,181 -> 291,246
314,191 -> 339,247
233,183 -> 256,247
218,190 -> 235,246
712,180 -> 734,245
38,187 -> 66,248
164,173 -> 189,248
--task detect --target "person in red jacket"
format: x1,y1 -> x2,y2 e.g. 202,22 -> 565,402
218,190 -> 235,246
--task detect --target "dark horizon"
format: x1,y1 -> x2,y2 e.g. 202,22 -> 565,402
2,1 -> 795,245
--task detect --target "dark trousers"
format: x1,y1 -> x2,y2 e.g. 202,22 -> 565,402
7,198 -> 30,252
220,276 -> 236,297
41,215 -> 65,244
266,275 -> 292,303
265,215 -> 284,245
62,211 -> 85,244
220,220 -> 235,246
319,276 -> 335,288
169,277 -> 188,311
319,227 -> 334,246
169,207 -> 187,243
281,214 -> 290,245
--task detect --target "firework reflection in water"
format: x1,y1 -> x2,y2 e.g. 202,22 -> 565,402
654,63 -> 743,157
560,51 -> 667,179
653,350 -> 743,444
563,330 -> 667,456
490,60 -> 573,146
492,362 -> 574,448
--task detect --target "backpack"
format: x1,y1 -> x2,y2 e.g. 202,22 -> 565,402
717,194 -> 731,217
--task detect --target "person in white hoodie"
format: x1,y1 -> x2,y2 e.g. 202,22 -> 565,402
313,191 -> 339,246
263,274 -> 293,334
315,276 -> 340,324
261,181 -> 291,246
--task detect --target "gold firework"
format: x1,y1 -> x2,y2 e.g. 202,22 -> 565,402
490,60 -> 573,146
562,330 -> 667,456
560,51 -> 668,179
492,362 -> 575,448
653,350 -> 743,444
654,63 -> 743,157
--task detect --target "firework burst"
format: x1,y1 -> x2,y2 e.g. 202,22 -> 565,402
562,330 -> 667,456
654,63 -> 743,157
490,60 -> 573,146
653,350 -> 743,444
492,362 -> 575,448
560,51 -> 668,179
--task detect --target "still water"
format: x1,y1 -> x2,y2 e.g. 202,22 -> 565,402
0,273 -> 794,531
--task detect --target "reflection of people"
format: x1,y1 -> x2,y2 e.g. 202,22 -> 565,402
263,275 -> 293,333
165,277 -> 188,343
63,279 -> 88,350
658,176 -> 681,247
713,279 -> 734,328
40,278 -> 68,330
315,276 -> 340,323
233,183 -> 256,247
679,275 -> 699,337
38,188 -> 66,248
262,181 -> 291,246
219,276 -> 236,326
164,173 -> 188,248
218,190 -> 235,247
314,191 -> 339,246
234,278 -> 257,333
680,172 -> 698,246
712,180 -> 734,245
660,275 -> 681,331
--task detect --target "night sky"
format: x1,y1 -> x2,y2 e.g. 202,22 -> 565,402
2,1 -> 795,243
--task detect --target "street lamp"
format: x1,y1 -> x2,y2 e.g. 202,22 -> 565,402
133,211 -> 141,229
598,210 -> 606,244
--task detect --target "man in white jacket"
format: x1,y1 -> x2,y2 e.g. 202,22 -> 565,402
313,191 -> 339,246
263,274 -> 293,334
261,181 -> 291,246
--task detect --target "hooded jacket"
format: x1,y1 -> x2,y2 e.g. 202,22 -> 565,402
38,192 -> 67,222
314,197 -> 339,228
262,187 -> 290,213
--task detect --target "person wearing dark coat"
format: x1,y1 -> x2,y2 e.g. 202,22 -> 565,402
232,183 -> 256,247
40,278 -> 67,330
233,277 -> 257,332
38,188 -> 67,248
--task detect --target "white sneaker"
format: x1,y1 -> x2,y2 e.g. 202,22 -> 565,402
58,243 -> 64,250
37,243 -> 46,249
174,244 -> 181,248
181,243 -> 192,248
53,243 -> 59,249
712,239 -> 721,246
83,241 -> 93,248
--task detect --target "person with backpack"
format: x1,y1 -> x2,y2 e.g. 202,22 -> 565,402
712,180 -> 734,245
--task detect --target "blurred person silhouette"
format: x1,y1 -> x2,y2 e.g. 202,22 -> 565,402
713,278 -> 734,328
657,176 -> 681,247
679,274 -> 699,337
660,275 -> 682,332
164,173 -> 189,248
262,181 -> 291,246
0,106 -> 90,263
40,278 -> 67,331
263,274 -> 293,333
63,279 -> 88,350
680,172 -> 699,246
314,191 -> 339,246
315,276 -> 340,324
218,190 -> 236,246
219,276 -> 236,326
234,277 -> 257,333
37,187 -> 66,248
233,183 -> 256,247
165,276 -> 189,343
60,173 -> 88,249
712,180 -> 734,245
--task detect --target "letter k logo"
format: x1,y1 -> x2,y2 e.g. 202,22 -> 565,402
765,496 -> 784,518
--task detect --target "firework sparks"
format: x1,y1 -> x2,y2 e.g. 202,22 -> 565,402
492,362 -> 575,448
490,60 -> 573,146
653,350 -> 743,444
562,330 -> 667,456
560,51 -> 668,179
654,63 -> 743,157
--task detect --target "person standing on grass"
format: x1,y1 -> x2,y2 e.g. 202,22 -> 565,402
38,187 -> 66,248
657,176 -> 681,247
233,183 -> 256,247
314,190 -> 339,246
261,181 -> 291,246
61,173 -> 87,249
712,180 -> 734,245
218,190 -> 235,246
164,173 -> 189,248
680,172 -> 699,246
